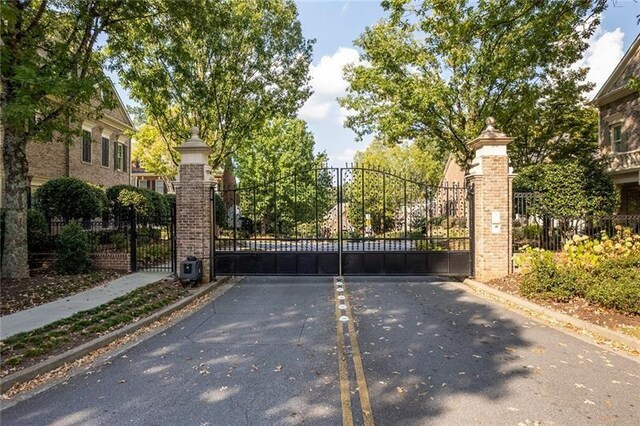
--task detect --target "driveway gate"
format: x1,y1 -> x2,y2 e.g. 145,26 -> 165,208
211,167 -> 473,278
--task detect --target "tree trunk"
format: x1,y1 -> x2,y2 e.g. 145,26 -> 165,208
1,126 -> 30,278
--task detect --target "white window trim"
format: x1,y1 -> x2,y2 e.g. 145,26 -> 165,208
610,121 -> 625,153
603,112 -> 623,124
115,142 -> 125,172
81,121 -> 96,132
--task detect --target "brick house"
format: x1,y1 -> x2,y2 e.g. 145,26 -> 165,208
130,161 -> 171,194
0,82 -> 134,205
592,34 -> 640,213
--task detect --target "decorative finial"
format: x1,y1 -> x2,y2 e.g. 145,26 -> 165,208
485,117 -> 495,129
479,116 -> 506,138
191,126 -> 199,138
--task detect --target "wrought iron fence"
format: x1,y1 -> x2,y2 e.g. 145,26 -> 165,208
28,219 -> 132,269
214,167 -> 472,253
132,202 -> 177,272
27,203 -> 176,273
512,192 -> 640,253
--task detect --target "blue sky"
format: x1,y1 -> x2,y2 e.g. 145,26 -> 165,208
112,0 -> 640,167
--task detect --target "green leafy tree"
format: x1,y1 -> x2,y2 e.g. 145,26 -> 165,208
234,118 -> 333,236
340,0 -> 606,171
1,0 -> 157,278
514,160 -> 618,217
132,122 -> 179,193
344,139 -> 442,235
108,0 -> 314,171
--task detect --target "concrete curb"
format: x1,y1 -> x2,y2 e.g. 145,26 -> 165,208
0,276 -> 233,393
460,278 -> 640,353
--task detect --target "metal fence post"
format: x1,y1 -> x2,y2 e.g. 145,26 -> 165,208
130,205 -> 137,272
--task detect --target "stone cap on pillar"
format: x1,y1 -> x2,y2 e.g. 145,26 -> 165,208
176,127 -> 212,165
468,117 -> 514,152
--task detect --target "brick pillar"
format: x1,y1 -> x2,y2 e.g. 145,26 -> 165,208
466,118 -> 515,282
175,127 -> 213,283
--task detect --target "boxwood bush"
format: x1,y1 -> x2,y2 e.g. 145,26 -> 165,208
34,178 -> 106,221
56,221 -> 92,274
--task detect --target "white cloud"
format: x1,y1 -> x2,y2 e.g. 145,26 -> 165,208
299,47 -> 361,122
576,25 -> 625,99
335,148 -> 358,165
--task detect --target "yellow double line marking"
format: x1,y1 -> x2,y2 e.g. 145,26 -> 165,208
334,277 -> 374,426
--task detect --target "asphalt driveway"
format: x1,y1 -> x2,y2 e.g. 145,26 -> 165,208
2,276 -> 639,425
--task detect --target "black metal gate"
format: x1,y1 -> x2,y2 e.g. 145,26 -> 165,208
211,167 -> 473,278
132,201 -> 177,273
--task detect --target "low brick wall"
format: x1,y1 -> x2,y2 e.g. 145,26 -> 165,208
91,253 -> 130,272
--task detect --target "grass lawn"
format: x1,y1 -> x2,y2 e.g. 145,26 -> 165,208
0,280 -> 189,377
1,270 -> 124,316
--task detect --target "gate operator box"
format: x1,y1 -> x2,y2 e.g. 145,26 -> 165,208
180,256 -> 202,282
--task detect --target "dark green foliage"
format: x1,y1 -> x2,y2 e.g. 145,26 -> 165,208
27,209 -> 54,252
56,221 -> 91,274
520,252 -> 640,314
584,257 -> 640,314
106,185 -> 171,224
34,178 -> 106,222
213,192 -> 227,229
514,160 -> 618,216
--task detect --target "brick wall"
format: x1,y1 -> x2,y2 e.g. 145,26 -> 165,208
26,137 -> 67,182
469,153 -> 513,282
68,123 -> 131,187
25,121 -> 131,193
175,163 -> 212,283
91,253 -> 130,272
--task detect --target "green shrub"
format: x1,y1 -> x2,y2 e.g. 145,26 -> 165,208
518,248 -> 581,301
523,224 -> 541,239
27,209 -> 54,252
564,226 -> 640,269
213,192 -> 227,229
34,178 -> 105,221
56,221 -> 91,274
583,256 -> 640,314
106,185 -> 171,224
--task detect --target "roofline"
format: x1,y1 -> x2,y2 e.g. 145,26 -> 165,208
106,77 -> 135,130
592,33 -> 640,103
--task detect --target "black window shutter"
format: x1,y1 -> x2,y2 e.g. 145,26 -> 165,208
114,141 -> 118,170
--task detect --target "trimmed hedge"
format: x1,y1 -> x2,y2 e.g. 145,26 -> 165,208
34,178 -> 106,221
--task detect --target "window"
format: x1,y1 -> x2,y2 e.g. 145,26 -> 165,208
115,143 -> 123,171
101,137 -> 110,167
82,130 -> 92,163
612,124 -> 625,153
156,180 -> 165,194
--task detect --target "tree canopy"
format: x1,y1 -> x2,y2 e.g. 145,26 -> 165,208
234,117 -> 333,236
340,0 -> 606,170
344,139 -> 442,235
1,0 -> 155,278
132,121 -> 179,192
108,0 -> 314,170
514,160 -> 618,217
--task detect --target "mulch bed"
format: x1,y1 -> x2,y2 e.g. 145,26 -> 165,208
487,274 -> 640,338
1,270 -> 125,316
